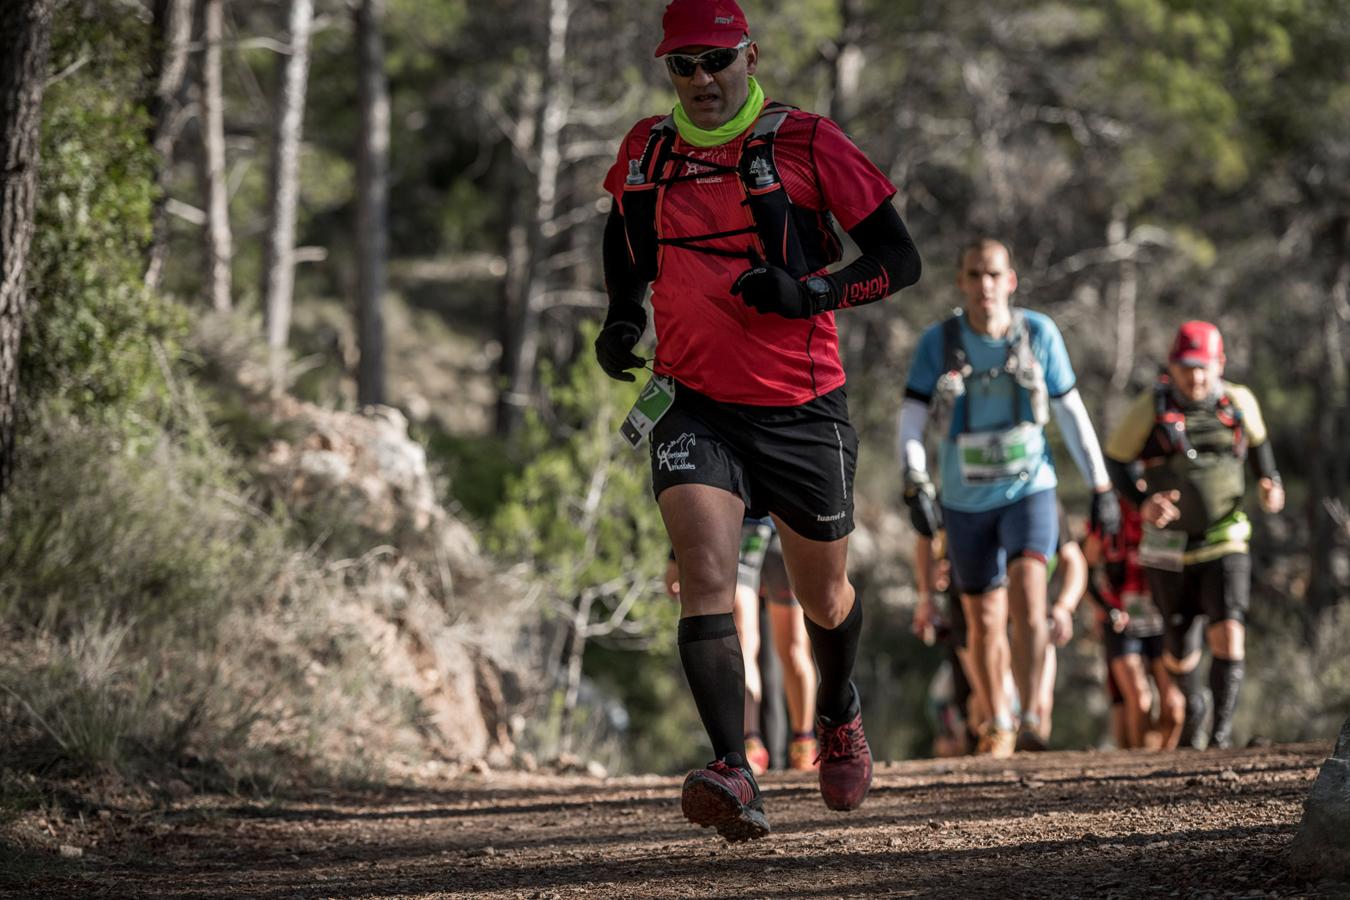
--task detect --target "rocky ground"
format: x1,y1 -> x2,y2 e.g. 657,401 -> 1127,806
4,743 -> 1348,898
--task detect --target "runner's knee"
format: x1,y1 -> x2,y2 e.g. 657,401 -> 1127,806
1207,619 -> 1245,660
800,581 -> 855,629
1162,649 -> 1201,675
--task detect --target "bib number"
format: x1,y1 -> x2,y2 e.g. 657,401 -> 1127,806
1122,590 -> 1163,636
620,375 -> 675,448
1139,526 -> 1187,573
957,423 -> 1039,484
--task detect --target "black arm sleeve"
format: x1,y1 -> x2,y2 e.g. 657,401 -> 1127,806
602,207 -> 648,330
1106,456 -> 1147,508
1085,579 -> 1113,613
816,201 -> 922,311
1248,440 -> 1280,483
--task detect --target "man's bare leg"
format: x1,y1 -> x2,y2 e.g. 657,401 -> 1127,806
769,601 -> 816,735
1007,556 -> 1049,736
1111,654 -> 1150,749
732,583 -> 765,771
772,515 -> 872,810
1151,657 -> 1186,749
962,588 -> 1015,753
660,484 -> 747,760
662,485 -> 771,842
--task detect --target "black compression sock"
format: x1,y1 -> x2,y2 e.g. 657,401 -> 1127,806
1209,657 -> 1245,748
678,613 -> 746,763
805,596 -> 862,722
1178,666 -> 1208,749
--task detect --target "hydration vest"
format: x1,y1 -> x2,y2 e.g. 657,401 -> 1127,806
1149,374 -> 1247,462
619,103 -> 843,282
1142,375 -> 1250,537
930,309 -> 1049,437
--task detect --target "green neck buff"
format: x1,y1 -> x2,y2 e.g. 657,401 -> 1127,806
673,76 -> 765,147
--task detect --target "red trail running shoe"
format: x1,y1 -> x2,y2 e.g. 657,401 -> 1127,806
680,759 -> 770,843
817,708 -> 873,811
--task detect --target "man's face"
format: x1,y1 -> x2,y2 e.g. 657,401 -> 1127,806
667,41 -> 757,130
1168,359 -> 1224,402
956,244 -> 1017,318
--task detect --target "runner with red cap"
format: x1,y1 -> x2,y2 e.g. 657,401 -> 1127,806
595,0 -> 922,841
1104,320 -> 1284,749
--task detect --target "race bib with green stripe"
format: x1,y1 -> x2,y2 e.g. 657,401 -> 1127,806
956,423 -> 1041,484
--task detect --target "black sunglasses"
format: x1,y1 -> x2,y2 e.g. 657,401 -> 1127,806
665,38 -> 750,78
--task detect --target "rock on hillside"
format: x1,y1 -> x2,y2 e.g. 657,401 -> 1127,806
254,394 -> 531,769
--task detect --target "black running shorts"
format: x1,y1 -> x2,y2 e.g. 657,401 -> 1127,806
1104,630 -> 1165,662
1146,553 -> 1251,660
649,382 -> 858,542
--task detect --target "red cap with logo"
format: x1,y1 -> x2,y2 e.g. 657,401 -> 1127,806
655,0 -> 750,57
1169,320 -> 1225,367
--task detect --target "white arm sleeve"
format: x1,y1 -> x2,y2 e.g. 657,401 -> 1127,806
897,397 -> 930,475
1050,388 -> 1111,490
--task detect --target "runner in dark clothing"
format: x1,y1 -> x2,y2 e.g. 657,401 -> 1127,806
1084,493 -> 1185,749
1104,321 -> 1284,749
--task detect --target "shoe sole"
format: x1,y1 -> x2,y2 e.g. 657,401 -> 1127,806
820,759 -> 873,811
681,774 -> 770,843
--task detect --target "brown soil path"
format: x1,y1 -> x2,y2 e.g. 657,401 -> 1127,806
5,744 -> 1347,898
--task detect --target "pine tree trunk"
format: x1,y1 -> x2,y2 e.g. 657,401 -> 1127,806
261,0 -> 314,392
200,0 -> 233,313
145,0 -> 195,290
497,0 -> 569,437
355,0 -> 388,407
1108,206 -> 1137,393
0,0 -> 55,499
828,0 -> 864,130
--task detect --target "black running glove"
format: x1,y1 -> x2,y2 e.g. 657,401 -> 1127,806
903,471 -> 943,538
731,262 -> 830,320
1090,489 -> 1121,538
594,322 -> 645,382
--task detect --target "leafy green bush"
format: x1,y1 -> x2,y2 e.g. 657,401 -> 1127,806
0,407 -> 293,780
489,325 -> 693,771
22,4 -> 183,428
0,415 -> 281,637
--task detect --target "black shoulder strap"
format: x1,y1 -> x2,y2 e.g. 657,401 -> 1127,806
941,312 -> 969,375
638,116 -> 677,179
738,103 -> 809,275
1153,375 -> 1172,419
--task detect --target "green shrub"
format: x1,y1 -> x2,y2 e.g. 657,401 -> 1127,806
22,4 -> 184,428
0,415 -> 281,637
488,324 -> 687,770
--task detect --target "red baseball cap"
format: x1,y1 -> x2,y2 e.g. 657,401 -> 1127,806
654,0 -> 750,57
1169,320 -> 1225,367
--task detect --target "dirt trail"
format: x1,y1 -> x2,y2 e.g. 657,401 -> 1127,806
6,743 -> 1347,898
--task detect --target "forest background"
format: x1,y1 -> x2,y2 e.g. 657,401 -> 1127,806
1,0 -> 1348,800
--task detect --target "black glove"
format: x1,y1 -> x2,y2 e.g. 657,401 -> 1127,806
903,471 -> 943,538
1090,489 -> 1121,538
594,321 -> 645,382
731,263 -> 821,319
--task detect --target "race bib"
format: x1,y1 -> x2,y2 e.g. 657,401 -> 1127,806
957,423 -> 1040,484
1138,526 -> 1187,573
620,375 -> 675,449
1122,590 -> 1164,636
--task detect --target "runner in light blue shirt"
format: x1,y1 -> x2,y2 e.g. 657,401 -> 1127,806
896,237 -> 1118,757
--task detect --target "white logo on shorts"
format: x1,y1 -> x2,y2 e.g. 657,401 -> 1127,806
816,510 -> 846,523
657,433 -> 697,472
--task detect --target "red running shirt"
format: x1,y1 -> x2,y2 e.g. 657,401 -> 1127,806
603,105 -> 896,406
1095,499 -> 1151,610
